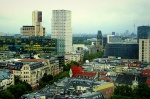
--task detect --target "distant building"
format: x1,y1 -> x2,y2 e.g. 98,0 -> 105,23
102,36 -> 107,48
107,35 -> 122,43
139,39 -> 150,62
137,26 -> 150,43
51,10 -> 72,55
104,43 -> 139,59
112,32 -> 115,35
20,10 -> 45,36
97,30 -> 103,46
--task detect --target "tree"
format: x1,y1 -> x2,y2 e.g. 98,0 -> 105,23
83,51 -> 104,62
7,76 -> 32,99
63,61 -> 79,71
0,90 -> 15,99
135,83 -> 150,99
112,83 -> 150,99
111,95 -> 132,99
114,85 -> 133,96
41,73 -> 53,82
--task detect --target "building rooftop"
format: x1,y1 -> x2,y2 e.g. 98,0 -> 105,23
0,69 -> 11,82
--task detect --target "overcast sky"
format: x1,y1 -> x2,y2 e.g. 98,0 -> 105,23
0,0 -> 150,35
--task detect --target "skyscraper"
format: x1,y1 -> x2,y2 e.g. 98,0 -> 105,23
137,26 -> 150,43
20,10 -> 45,36
51,10 -> 72,55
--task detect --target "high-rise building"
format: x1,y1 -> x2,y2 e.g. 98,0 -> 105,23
137,26 -> 150,43
51,10 -> 72,55
139,39 -> 150,62
97,30 -> 103,46
20,10 -> 45,36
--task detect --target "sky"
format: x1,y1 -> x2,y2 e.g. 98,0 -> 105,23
0,0 -> 150,35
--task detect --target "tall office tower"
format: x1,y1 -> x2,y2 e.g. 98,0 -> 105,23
51,10 -> 72,55
97,30 -> 103,46
137,26 -> 150,43
139,39 -> 150,62
20,10 -> 45,36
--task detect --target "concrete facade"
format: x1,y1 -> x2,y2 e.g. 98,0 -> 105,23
139,39 -> 150,62
51,10 -> 72,55
20,10 -> 45,36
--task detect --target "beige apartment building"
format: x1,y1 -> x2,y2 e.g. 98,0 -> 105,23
20,10 -> 45,36
139,39 -> 150,62
9,59 -> 59,88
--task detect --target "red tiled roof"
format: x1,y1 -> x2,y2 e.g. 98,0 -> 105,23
146,79 -> 150,85
141,69 -> 150,76
99,72 -> 107,76
71,65 -> 83,77
99,76 -> 110,82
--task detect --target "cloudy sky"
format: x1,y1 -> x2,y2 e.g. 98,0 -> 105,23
0,0 -> 150,35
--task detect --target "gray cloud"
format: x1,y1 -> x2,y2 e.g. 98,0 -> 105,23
0,0 -> 150,34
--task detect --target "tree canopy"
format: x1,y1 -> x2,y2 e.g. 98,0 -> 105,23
111,83 -> 150,99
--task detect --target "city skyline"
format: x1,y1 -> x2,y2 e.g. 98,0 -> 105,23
0,0 -> 150,35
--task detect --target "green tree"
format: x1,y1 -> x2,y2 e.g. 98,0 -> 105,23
114,85 -> 133,96
112,83 -> 150,99
111,95 -> 132,99
83,51 -> 103,62
63,61 -> 79,71
135,83 -> 150,99
7,84 -> 27,99
0,90 -> 15,99
14,75 -> 22,84
41,73 -> 53,82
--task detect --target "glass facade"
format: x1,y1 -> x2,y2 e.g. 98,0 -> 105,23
0,36 -> 57,55
104,43 -> 139,59
137,26 -> 150,43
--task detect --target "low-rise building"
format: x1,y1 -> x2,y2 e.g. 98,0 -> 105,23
8,59 -> 60,88
65,53 -> 82,63
115,74 -> 147,88
0,69 -> 14,91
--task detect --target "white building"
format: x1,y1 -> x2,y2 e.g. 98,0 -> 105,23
107,35 -> 122,43
51,10 -> 72,55
139,39 -> 150,62
20,10 -> 45,36
65,53 -> 81,63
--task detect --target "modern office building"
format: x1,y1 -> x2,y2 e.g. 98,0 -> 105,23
104,43 -> 139,59
139,39 -> 150,62
20,10 -> 45,36
0,36 -> 57,55
51,10 -> 72,55
137,26 -> 150,43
